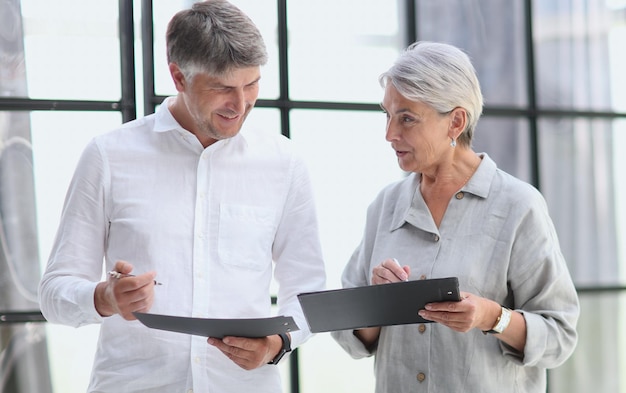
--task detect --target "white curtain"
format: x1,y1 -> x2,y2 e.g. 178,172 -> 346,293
0,0 -> 53,391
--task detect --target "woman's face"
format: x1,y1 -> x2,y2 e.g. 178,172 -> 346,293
381,84 -> 452,173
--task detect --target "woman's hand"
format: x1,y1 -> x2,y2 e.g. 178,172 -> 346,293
417,291 -> 484,332
371,258 -> 410,284
418,291 -> 526,352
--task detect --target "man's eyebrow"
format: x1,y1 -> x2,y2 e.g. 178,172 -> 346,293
208,76 -> 261,89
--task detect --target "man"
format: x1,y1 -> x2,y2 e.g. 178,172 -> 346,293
38,1 -> 326,392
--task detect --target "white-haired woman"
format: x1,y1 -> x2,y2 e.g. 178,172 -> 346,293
331,41 -> 579,393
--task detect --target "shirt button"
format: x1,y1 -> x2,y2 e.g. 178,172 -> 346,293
433,234 -> 440,242
418,324 -> 426,333
194,356 -> 200,364
419,274 -> 427,280
417,372 -> 426,382
455,192 -> 464,199
187,390 -> 193,393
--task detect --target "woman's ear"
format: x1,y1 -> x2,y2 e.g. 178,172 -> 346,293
448,107 -> 467,140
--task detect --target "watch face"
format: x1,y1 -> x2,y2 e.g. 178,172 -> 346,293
494,307 -> 512,333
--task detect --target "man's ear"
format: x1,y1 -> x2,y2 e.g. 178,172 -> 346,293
169,63 -> 186,92
448,107 -> 467,140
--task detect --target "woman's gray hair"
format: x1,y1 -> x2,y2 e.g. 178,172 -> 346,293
379,41 -> 484,146
166,0 -> 268,79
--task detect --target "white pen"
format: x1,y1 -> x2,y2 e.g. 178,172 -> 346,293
392,258 -> 409,281
108,270 -> 162,286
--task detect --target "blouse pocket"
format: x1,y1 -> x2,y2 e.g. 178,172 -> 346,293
217,203 -> 276,271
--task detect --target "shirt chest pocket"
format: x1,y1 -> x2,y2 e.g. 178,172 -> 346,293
217,204 -> 277,271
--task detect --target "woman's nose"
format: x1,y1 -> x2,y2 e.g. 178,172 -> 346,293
385,122 -> 398,142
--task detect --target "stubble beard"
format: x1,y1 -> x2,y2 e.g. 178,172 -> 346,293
196,107 -> 252,142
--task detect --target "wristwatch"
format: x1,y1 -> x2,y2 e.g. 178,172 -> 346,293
268,332 -> 291,365
483,306 -> 512,334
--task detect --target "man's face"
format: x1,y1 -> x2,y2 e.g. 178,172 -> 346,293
180,66 -> 261,145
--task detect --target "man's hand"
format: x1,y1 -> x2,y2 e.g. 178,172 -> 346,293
94,260 -> 157,320
207,334 -> 284,370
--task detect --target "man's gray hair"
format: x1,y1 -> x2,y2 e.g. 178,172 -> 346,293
166,0 -> 268,79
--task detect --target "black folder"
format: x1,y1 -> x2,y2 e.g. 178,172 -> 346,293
133,312 -> 299,339
297,277 -> 460,333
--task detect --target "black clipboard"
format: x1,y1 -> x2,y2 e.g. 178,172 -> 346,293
133,312 -> 299,339
297,277 -> 460,333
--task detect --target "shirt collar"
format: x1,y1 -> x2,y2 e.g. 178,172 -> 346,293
153,97 -> 183,133
389,153 -> 497,232
152,96 -> 249,148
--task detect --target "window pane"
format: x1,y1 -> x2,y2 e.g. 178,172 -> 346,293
290,109 -> 404,289
417,0 -> 528,108
533,0 -> 626,112
0,112 -> 39,311
153,0 -> 279,100
614,119 -> 626,286
244,107 -> 281,136
31,111 -> 123,393
298,334 -> 374,393
20,0 -> 121,100
549,291 -> 626,393
473,116 -> 532,184
288,1 -> 402,103
538,117 -> 620,286
290,109 -> 402,392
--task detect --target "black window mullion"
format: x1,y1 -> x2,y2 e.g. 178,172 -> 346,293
277,0 -> 291,139
523,0 -> 540,189
119,0 -> 137,122
405,0 -> 417,46
141,0 -> 157,116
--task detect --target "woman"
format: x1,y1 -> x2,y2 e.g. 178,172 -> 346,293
331,41 -> 579,392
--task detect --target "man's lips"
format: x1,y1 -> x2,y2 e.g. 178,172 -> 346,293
217,113 -> 240,120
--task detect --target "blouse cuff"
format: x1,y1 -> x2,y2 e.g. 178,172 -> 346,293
330,329 -> 375,359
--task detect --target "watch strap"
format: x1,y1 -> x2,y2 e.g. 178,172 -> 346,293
268,332 -> 291,365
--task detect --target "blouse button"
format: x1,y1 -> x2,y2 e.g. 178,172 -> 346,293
455,192 -> 464,199
417,372 -> 426,382
418,324 -> 426,333
419,274 -> 427,280
433,234 -> 440,242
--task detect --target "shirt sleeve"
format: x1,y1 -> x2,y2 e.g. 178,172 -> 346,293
271,154 -> 326,349
503,190 -> 579,368
38,139 -> 108,327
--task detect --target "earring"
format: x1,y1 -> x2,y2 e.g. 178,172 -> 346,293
450,139 -> 457,147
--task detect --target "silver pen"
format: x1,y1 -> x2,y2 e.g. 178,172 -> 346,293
108,270 -> 162,286
392,258 -> 409,281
